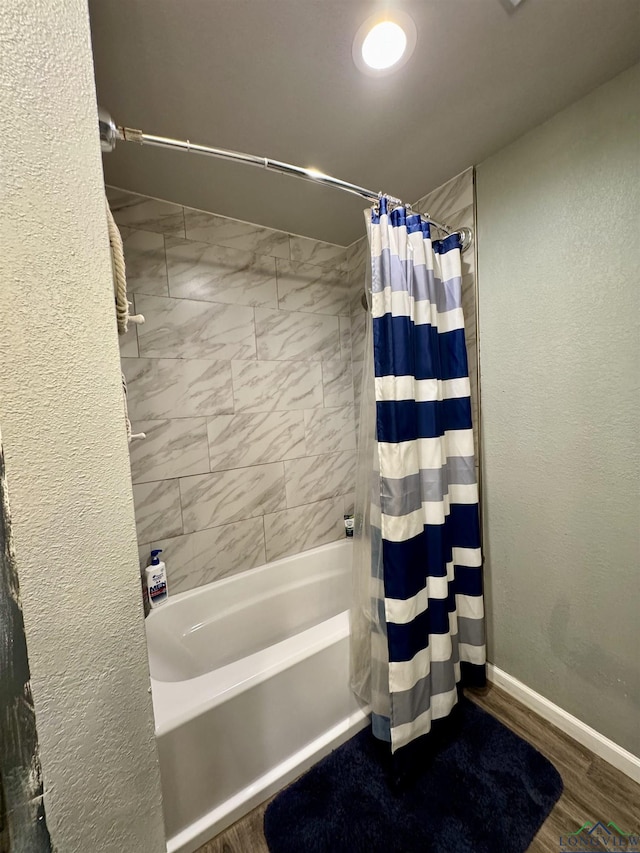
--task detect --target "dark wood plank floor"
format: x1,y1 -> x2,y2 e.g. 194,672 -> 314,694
196,683 -> 640,853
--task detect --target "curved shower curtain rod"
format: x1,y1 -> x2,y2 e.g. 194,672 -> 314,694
99,107 -> 473,251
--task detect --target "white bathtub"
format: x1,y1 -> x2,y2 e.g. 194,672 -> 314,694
145,539 -> 369,853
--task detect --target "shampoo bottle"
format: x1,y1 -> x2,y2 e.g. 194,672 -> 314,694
146,549 -> 168,609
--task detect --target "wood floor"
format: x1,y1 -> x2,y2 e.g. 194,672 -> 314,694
196,683 -> 640,853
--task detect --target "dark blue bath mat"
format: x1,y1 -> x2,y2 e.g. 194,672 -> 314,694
264,697 -> 563,853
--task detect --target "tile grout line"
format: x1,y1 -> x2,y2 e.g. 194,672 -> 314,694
142,491 -> 354,544
261,512 -> 268,563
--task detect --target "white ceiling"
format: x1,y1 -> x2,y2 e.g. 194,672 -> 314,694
90,0 -> 640,245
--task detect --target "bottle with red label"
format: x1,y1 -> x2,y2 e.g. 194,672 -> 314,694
146,549 -> 168,609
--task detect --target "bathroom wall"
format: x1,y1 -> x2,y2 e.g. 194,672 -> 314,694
109,188 -> 357,592
0,2 -> 165,851
477,63 -> 640,754
348,168 -> 479,470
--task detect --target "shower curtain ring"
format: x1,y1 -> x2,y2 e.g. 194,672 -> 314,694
457,227 -> 474,251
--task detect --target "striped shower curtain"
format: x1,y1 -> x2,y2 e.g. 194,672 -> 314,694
367,199 -> 486,758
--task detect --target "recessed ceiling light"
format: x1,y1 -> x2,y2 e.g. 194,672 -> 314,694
362,21 -> 407,70
353,11 -> 417,76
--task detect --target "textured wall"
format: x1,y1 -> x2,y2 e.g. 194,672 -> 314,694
0,3 -> 165,851
109,188 -> 356,591
477,64 -> 640,754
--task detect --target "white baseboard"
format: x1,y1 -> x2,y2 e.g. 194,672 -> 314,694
486,664 -> 640,785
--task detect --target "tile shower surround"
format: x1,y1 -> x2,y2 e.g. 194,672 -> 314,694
109,187 -> 356,594
111,169 -> 478,595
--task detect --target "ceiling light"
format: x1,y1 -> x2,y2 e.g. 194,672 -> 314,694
362,21 -> 407,70
353,12 -> 417,76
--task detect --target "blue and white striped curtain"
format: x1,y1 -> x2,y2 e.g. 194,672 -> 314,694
368,199 -> 486,756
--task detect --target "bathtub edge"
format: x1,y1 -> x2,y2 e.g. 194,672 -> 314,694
165,706 -> 370,853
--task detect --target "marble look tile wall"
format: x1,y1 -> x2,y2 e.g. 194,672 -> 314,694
347,167 -> 480,464
108,187 -> 355,594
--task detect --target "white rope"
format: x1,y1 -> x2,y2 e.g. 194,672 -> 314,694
107,199 -> 146,443
106,202 -> 129,335
122,371 -> 146,443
